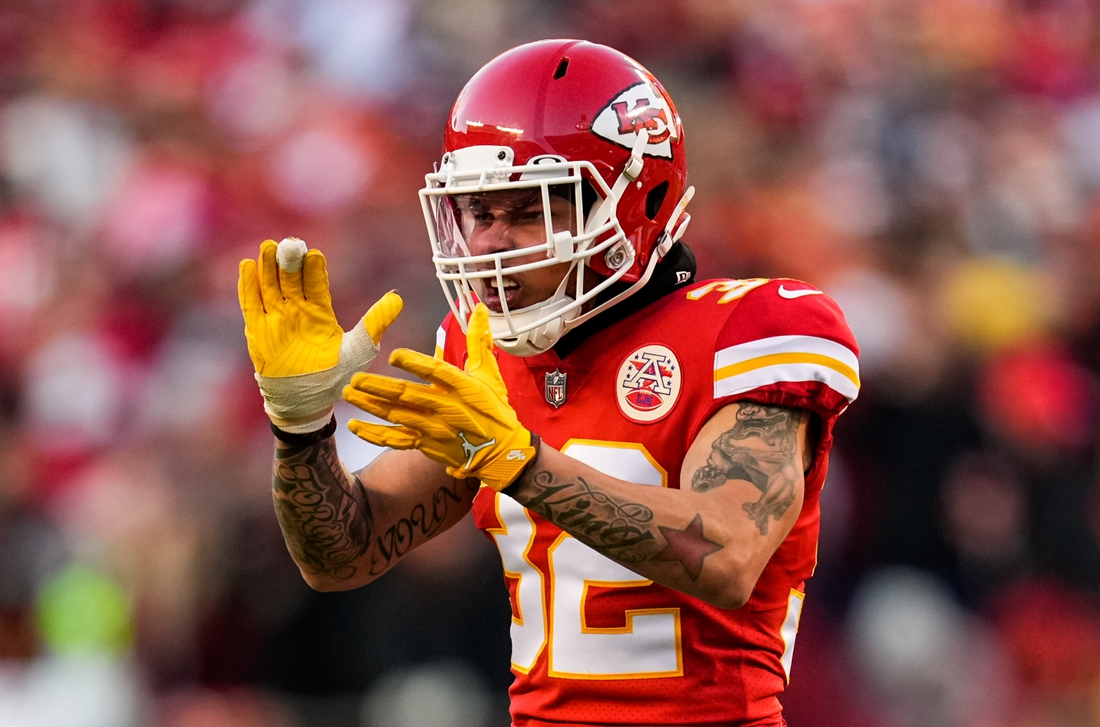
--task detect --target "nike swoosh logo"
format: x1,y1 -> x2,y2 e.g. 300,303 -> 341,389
778,285 -> 823,299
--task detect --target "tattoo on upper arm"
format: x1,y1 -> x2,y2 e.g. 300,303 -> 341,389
518,472 -> 721,581
690,403 -> 804,536
273,439 -> 372,581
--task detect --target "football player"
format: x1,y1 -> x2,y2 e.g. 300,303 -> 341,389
238,40 -> 859,727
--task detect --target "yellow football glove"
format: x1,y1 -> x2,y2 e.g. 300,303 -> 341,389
342,304 -> 537,490
238,238 -> 403,432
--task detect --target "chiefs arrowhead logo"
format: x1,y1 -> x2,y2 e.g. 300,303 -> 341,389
592,82 -> 678,159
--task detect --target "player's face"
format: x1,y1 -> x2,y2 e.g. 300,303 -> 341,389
455,188 -> 577,313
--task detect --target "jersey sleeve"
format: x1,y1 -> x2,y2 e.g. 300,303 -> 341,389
709,279 -> 860,421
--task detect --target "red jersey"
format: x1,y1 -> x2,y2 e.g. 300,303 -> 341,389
437,278 -> 859,727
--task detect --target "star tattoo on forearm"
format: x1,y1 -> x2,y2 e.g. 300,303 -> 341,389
690,403 -> 804,536
653,514 -> 722,580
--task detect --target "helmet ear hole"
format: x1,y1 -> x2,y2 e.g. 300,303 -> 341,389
645,181 -> 669,221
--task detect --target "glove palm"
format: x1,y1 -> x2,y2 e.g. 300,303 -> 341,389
238,238 -> 402,430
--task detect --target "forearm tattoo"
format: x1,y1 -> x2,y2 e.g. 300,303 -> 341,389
366,476 -> 479,576
274,440 -> 480,581
273,438 -> 372,581
690,403 -> 804,536
515,472 -> 721,581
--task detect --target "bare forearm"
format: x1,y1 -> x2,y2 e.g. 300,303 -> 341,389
272,437 -> 373,588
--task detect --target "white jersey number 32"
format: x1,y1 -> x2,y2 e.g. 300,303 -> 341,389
488,440 -> 681,679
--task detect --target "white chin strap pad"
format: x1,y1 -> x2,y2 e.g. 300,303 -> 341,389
487,296 -> 578,357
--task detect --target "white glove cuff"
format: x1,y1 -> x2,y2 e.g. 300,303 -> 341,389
257,318 -> 379,422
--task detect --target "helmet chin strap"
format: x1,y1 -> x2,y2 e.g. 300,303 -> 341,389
585,131 -> 649,237
489,295 -> 580,356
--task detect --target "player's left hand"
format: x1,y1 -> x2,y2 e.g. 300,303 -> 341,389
342,304 -> 538,491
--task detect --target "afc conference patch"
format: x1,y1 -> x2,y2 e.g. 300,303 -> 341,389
616,345 -> 681,423
544,369 -> 567,408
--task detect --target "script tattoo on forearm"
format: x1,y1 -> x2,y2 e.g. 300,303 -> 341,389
691,403 -> 804,536
367,477 -> 479,576
273,438 -> 372,581
515,472 -> 721,580
274,440 -> 480,581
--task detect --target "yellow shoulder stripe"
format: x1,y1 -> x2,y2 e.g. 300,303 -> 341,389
714,352 -> 860,390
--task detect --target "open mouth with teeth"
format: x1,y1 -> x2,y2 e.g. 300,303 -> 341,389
479,276 -> 523,312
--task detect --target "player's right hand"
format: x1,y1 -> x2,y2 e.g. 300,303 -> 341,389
238,238 -> 403,432
342,304 -> 538,490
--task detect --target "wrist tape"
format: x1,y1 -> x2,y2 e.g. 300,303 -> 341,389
256,317 -> 379,431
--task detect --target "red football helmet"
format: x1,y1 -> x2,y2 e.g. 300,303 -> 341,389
420,39 -> 693,356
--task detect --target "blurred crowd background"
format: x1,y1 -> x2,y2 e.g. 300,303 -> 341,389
2,0 -> 1100,725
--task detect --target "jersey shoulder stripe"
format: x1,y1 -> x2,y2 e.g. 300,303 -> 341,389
436,310 -> 460,362
713,334 -> 860,402
435,323 -> 447,360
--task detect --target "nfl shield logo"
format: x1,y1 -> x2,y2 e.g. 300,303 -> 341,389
544,369 -> 567,408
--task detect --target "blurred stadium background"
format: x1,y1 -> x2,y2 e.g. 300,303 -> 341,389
2,0 -> 1100,725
